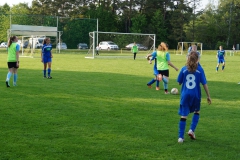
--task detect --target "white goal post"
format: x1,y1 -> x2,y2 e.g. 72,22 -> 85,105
177,42 -> 203,55
86,31 -> 156,59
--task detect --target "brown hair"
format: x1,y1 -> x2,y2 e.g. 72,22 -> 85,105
43,37 -> 50,45
187,51 -> 198,72
8,36 -> 17,47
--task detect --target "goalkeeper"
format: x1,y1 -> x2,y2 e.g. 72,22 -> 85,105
131,42 -> 138,60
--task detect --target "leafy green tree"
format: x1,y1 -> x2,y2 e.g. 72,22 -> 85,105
0,4 -> 10,42
130,14 -> 147,33
148,9 -> 167,45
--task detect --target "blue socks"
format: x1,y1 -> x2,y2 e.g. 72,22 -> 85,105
216,67 -> 219,71
178,113 -> 200,139
43,70 -> 46,77
156,80 -> 159,87
13,74 -> 18,85
222,65 -> 225,70
6,72 -> 17,86
190,113 -> 199,132
6,72 -> 12,81
162,77 -> 168,90
179,118 -> 186,139
48,68 -> 51,77
147,79 -> 156,86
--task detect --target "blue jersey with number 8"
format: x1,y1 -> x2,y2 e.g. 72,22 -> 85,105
177,65 -> 207,106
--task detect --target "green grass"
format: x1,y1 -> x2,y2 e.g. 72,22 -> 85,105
0,49 -> 240,160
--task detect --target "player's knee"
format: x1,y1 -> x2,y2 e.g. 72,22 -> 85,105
157,74 -> 162,81
194,111 -> 200,115
180,117 -> 187,121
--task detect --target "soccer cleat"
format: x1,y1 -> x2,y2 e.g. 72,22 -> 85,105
165,91 -> 169,94
188,129 -> 196,139
6,81 -> 10,87
13,83 -> 17,86
178,138 -> 184,143
238,82 -> 240,85
147,84 -> 152,88
156,87 -> 160,90
47,76 -> 52,79
44,76 -> 47,78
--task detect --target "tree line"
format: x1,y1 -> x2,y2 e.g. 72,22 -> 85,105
0,0 -> 239,50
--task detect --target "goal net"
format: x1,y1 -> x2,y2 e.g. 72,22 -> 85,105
86,31 -> 156,59
19,35 -> 59,58
176,42 -> 203,55
19,35 -> 45,58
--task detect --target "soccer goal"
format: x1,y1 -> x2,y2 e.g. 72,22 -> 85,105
7,24 -> 62,58
176,42 -> 203,55
86,31 -> 156,59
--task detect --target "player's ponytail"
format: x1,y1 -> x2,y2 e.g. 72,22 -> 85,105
187,51 -> 198,72
8,36 -> 17,47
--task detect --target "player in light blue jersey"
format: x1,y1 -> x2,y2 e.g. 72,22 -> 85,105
177,51 -> 211,143
41,37 -> 53,79
146,58 -> 160,90
187,45 -> 200,59
216,45 -> 225,72
187,45 -> 192,53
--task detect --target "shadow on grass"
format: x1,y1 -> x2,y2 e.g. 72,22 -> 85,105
0,68 -> 240,159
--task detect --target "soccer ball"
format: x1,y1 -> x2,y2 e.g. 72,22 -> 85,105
171,88 -> 178,95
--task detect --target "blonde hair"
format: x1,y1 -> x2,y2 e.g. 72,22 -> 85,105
187,51 -> 198,72
157,42 -> 168,51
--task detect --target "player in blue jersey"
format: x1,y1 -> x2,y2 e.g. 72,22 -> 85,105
187,45 -> 201,66
41,37 -> 53,79
146,42 -> 178,94
146,58 -> 160,90
187,45 -> 192,54
187,45 -> 200,59
216,46 -> 225,72
6,36 -> 20,87
177,51 -> 211,143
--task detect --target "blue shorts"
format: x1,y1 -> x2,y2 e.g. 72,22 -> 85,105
43,57 -> 52,63
218,59 -> 225,63
178,96 -> 201,116
153,69 -> 158,76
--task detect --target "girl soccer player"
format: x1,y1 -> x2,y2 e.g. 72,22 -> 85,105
147,42 -> 178,94
177,51 -> 211,143
6,36 -> 20,87
41,37 -> 53,79
146,58 -> 160,90
216,45 -> 225,72
131,42 -> 138,60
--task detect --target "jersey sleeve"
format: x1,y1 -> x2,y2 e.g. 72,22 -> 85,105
150,51 -> 157,60
166,52 -> 170,61
16,44 -> 20,52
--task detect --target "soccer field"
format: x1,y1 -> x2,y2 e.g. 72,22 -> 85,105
0,50 -> 240,159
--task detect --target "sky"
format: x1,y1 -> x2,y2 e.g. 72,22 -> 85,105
0,0 -> 211,8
